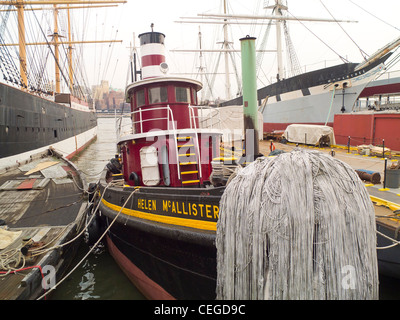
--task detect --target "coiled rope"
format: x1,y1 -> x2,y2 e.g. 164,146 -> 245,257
216,148 -> 378,300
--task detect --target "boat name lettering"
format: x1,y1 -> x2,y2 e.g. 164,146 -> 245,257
353,65 -> 382,82
162,200 -> 219,220
137,198 -> 156,211
137,198 -> 219,220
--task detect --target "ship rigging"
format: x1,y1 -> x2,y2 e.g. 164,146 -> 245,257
0,0 -> 126,161
0,0 -> 125,100
174,0 -> 400,104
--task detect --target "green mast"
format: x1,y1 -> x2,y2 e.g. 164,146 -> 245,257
240,35 -> 260,163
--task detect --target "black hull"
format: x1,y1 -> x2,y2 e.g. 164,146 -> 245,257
376,222 -> 400,279
97,172 -> 400,299
0,82 -> 97,158
103,210 -> 217,299
97,174 -> 223,299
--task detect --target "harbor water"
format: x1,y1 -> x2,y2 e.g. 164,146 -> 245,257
49,117 -> 400,300
49,117 -> 144,300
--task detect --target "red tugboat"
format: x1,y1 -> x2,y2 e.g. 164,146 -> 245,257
93,29 -> 227,299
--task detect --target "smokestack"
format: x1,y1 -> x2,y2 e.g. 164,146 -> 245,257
138,28 -> 168,79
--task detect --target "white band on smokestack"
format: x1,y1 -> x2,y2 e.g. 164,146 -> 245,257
139,31 -> 168,79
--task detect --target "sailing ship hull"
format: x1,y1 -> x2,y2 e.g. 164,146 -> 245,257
261,67 -> 381,132
96,171 -> 223,300
221,55 -> 389,134
0,82 -> 97,167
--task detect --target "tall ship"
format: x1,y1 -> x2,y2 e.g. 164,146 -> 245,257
0,1 -> 124,169
215,0 -> 400,134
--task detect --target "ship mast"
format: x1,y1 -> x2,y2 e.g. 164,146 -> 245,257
196,1 -> 357,88
16,1 -> 27,87
272,0 -> 285,81
198,26 -> 205,103
222,0 -> 231,100
177,0 -> 356,101
0,0 -> 126,93
53,3 -> 61,93
67,4 -> 73,92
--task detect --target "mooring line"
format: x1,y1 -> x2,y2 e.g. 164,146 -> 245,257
36,183 -> 138,300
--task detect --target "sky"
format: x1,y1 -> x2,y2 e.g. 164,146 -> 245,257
8,0 -> 400,100
97,0 -> 400,100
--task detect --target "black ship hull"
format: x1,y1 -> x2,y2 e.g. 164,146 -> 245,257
376,221 -> 400,279
0,82 -> 97,159
96,170 -> 223,300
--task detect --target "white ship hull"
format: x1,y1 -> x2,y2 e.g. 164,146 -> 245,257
222,54 -> 389,133
262,63 -> 385,131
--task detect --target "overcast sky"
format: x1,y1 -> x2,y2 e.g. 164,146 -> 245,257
78,0 -> 400,99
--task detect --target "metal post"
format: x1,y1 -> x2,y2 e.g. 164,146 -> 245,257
382,139 -> 385,158
240,35 -> 259,163
348,136 -> 350,153
383,158 -> 387,189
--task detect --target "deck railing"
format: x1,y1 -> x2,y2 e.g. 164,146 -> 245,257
116,105 -> 221,139
115,105 -> 221,180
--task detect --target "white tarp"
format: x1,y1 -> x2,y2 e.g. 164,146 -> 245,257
197,105 -> 263,142
0,228 -> 22,250
283,124 -> 336,146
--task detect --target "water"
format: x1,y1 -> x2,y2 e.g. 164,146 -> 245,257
48,117 -> 400,300
49,117 -> 145,300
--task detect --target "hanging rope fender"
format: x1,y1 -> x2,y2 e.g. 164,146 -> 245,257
216,148 -> 379,300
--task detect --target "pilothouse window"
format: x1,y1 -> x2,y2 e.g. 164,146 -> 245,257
175,87 -> 190,103
136,89 -> 145,107
191,87 -> 197,105
149,87 -> 168,104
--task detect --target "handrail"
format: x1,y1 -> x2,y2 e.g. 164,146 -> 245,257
116,105 -> 222,181
193,106 -> 222,130
188,105 -> 202,179
117,106 -> 175,138
168,106 -> 180,179
117,105 -> 221,139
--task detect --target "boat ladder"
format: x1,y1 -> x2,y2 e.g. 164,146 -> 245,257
176,135 -> 202,186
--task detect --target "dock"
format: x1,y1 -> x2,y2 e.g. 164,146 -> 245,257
0,148 -> 88,300
259,140 -> 400,279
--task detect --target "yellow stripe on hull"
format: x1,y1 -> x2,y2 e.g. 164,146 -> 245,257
101,198 -> 217,231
